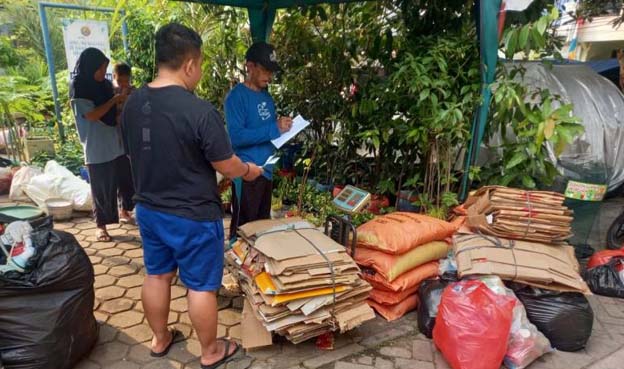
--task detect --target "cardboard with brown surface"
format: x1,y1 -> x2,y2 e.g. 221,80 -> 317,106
238,217 -> 310,239
453,234 -> 589,293
226,219 -> 375,344
464,186 -> 573,243
242,300 -> 273,349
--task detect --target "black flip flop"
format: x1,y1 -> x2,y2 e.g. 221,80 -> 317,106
201,339 -> 241,369
150,329 -> 182,357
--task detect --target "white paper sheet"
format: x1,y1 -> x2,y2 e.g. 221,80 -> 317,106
263,154 -> 280,167
505,0 -> 535,11
271,115 -> 310,149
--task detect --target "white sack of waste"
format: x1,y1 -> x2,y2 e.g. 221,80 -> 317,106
23,161 -> 92,212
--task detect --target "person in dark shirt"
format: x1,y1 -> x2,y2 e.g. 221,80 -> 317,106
225,42 -> 292,240
122,23 -> 262,367
69,48 -> 132,242
112,62 -> 135,123
111,62 -> 136,224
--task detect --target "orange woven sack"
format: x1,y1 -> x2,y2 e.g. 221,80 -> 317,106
355,241 -> 449,282
361,261 -> 439,292
369,285 -> 421,305
357,212 -> 457,254
368,294 -> 420,321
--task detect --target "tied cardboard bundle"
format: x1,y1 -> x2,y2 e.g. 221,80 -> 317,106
453,234 -> 590,294
464,186 -> 573,243
226,218 -> 375,348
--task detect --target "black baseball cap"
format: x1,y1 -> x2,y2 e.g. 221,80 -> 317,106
246,42 -> 282,72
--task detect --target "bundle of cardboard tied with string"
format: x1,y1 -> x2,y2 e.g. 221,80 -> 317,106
225,218 -> 375,348
463,186 -> 573,243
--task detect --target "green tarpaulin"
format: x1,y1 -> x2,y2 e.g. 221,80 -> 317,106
460,0 -> 502,200
182,0 -> 369,41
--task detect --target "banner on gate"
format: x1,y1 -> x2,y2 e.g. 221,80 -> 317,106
62,19 -> 112,80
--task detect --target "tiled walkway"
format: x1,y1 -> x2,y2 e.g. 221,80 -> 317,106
4,197 -> 624,369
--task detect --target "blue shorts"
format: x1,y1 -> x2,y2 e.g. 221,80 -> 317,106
136,204 -> 224,291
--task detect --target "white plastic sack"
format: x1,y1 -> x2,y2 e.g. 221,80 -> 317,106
9,166 -> 42,201
476,276 -> 553,369
23,161 -> 92,212
505,298 -> 554,369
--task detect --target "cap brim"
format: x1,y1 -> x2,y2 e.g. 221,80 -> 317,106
260,61 -> 282,73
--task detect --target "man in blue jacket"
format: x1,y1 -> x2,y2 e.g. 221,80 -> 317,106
225,42 -> 292,239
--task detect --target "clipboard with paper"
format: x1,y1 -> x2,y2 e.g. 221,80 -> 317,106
271,115 -> 310,149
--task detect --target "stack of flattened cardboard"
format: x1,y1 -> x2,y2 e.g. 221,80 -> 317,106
226,218 -> 375,348
453,233 -> 590,294
464,186 -> 573,243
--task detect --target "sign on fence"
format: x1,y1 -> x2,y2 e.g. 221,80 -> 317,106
61,19 -> 112,80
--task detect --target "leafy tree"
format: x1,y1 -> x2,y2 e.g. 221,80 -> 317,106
0,0 -> 67,71
483,8 -> 585,189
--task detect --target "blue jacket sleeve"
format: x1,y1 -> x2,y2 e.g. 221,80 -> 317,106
225,91 -> 281,150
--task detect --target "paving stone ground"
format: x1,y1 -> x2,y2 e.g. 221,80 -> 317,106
3,197 -> 624,369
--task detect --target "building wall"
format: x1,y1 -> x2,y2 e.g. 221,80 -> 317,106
557,15 -> 624,61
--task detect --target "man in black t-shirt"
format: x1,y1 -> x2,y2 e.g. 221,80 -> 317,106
122,23 -> 262,368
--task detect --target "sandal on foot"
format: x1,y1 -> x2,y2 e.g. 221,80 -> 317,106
201,339 -> 240,369
119,215 -> 136,225
96,229 -> 112,242
150,329 -> 182,358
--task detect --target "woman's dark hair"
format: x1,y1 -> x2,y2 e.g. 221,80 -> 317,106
155,23 -> 202,70
114,63 -> 132,76
69,47 -> 116,126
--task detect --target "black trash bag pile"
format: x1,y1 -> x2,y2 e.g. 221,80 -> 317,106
510,284 -> 593,352
583,257 -> 624,298
417,273 -> 457,338
0,218 -> 98,369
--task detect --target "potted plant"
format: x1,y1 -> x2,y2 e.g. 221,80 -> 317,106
220,187 -> 232,214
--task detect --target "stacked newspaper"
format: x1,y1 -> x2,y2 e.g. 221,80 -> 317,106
226,218 -> 375,347
464,186 -> 573,243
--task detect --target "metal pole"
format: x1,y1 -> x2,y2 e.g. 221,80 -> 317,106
38,2 -> 116,13
38,3 -> 65,142
121,13 -> 130,58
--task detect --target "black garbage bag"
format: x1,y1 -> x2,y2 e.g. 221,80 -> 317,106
417,273 -> 457,338
583,257 -> 624,298
0,218 -> 98,369
510,284 -> 593,352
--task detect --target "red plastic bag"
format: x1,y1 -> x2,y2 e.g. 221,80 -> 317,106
433,280 -> 516,369
588,249 -> 624,272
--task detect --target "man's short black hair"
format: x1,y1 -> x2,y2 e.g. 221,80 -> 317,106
155,23 -> 202,70
113,63 -> 132,76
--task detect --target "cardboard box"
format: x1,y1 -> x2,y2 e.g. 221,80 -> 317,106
453,234 -> 590,293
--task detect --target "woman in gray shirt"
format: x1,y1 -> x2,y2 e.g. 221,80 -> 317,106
70,48 -> 135,242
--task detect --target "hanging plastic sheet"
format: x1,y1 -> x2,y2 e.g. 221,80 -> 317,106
485,62 -> 624,247
514,62 -> 624,192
